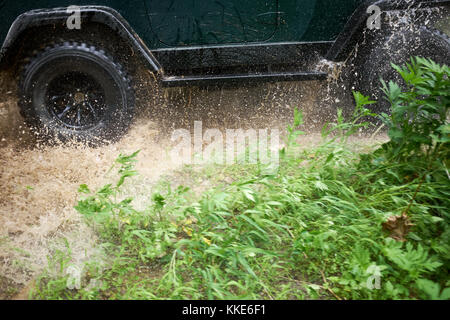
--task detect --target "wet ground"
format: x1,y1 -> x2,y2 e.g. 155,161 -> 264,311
1,3 -> 446,300
0,64 -> 387,299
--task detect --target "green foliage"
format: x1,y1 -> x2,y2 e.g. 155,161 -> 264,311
321,91 -> 377,142
30,239 -> 77,300
33,57 -> 449,300
381,57 -> 449,156
416,279 -> 450,300
378,57 -> 449,179
383,239 -> 442,279
281,107 -> 306,158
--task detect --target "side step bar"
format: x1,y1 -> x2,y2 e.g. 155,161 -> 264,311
161,71 -> 328,87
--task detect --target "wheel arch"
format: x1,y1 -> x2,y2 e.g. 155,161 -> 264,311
0,6 -> 162,75
326,0 -> 450,61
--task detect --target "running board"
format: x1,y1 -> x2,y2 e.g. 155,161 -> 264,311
161,71 -> 327,87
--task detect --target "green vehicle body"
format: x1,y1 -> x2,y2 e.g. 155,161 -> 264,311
0,0 -> 448,84
0,0 -> 361,48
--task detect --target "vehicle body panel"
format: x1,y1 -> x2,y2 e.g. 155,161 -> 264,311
0,1 -> 363,63
0,0 -> 449,77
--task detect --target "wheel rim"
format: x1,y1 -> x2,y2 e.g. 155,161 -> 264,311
45,72 -> 106,130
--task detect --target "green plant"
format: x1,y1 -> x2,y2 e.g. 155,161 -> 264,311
321,91 -> 377,142
32,57 -> 449,300
381,57 -> 449,159
375,57 -> 450,187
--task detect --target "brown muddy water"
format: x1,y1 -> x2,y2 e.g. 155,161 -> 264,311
0,65 -> 387,299
0,4 -> 445,300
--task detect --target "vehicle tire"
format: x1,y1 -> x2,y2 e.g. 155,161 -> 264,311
354,27 -> 450,115
18,42 -> 135,145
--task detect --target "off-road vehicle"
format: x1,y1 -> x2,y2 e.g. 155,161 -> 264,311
0,0 -> 449,143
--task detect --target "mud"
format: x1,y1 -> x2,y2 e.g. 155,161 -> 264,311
0,32 -> 398,298
0,2 -> 446,300
0,62 -> 349,296
6,7 -> 435,292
